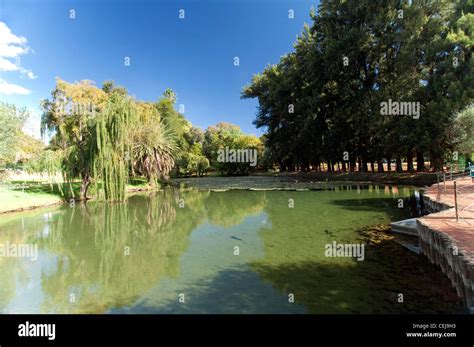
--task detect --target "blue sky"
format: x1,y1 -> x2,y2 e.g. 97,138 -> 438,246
0,0 -> 319,139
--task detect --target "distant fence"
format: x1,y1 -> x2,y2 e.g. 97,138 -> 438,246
435,166 -> 473,222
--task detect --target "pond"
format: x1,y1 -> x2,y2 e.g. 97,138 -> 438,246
0,186 -> 465,313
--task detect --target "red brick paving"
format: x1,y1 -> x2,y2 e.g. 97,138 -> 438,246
420,177 -> 474,259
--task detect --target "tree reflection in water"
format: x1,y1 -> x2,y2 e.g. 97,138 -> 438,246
0,190 -> 267,313
0,188 -> 464,313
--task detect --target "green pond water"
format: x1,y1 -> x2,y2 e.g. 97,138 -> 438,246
0,186 -> 465,314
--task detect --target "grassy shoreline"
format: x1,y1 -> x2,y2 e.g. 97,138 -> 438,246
0,186 -> 63,214
0,179 -> 157,214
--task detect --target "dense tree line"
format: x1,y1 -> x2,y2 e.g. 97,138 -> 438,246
242,0 -> 474,172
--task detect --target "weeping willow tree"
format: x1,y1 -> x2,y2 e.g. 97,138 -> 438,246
90,93 -> 135,201
91,94 -> 179,200
41,79 -> 107,200
42,79 -> 180,201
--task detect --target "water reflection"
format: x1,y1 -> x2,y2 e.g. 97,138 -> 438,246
0,190 -> 267,313
0,187 -> 463,313
37,192 -> 205,313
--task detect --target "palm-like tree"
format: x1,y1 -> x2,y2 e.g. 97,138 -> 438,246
131,120 -> 177,183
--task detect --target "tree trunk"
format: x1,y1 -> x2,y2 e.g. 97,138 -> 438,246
279,161 -> 285,172
430,152 -> 443,171
350,158 -> 356,172
407,150 -> 414,173
370,161 -> 375,172
396,156 -> 403,173
377,159 -> 384,172
416,151 -> 425,171
386,155 -> 392,172
288,157 -> 295,172
361,158 -> 368,172
79,172 -> 91,201
434,157 -> 443,171
306,161 -> 311,172
342,161 -> 347,172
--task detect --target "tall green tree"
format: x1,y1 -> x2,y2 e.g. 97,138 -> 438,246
243,0 -> 473,173
0,103 -> 29,167
90,93 -> 135,201
41,79 -> 107,200
203,122 -> 262,175
452,104 -> 474,159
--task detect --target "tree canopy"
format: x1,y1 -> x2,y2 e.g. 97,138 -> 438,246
38,78 -> 262,201
0,103 -> 30,167
41,79 -> 180,200
242,0 -> 474,172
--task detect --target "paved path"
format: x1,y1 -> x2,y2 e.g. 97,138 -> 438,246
420,176 -> 474,259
